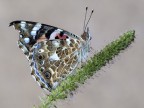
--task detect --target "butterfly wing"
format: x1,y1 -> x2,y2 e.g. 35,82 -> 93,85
30,38 -> 81,91
10,20 -> 91,91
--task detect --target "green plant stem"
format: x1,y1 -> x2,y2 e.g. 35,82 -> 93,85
38,30 -> 135,108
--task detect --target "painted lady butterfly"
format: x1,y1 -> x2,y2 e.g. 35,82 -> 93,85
9,7 -> 93,91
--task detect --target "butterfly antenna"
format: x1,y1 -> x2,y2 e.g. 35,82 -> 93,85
84,9 -> 94,31
83,7 -> 88,32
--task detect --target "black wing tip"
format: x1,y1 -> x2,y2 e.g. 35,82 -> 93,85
9,20 -> 56,30
9,20 -> 21,27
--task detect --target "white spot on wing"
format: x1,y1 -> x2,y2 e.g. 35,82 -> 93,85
38,49 -> 44,53
24,38 -> 30,43
30,23 -> 42,39
32,23 -> 41,31
19,35 -> 23,38
31,30 -> 37,36
49,31 -> 58,40
33,27 -> 39,31
52,40 -> 60,47
49,52 -> 60,61
49,29 -> 63,40
20,21 -> 26,28
35,23 -> 41,27
66,38 -> 70,45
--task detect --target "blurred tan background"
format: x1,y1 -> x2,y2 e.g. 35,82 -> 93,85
0,0 -> 144,108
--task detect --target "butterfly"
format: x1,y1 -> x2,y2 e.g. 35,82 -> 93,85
9,7 -> 93,92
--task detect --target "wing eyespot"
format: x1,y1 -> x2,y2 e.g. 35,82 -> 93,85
38,55 -> 43,60
44,71 -> 51,79
38,49 -> 44,53
40,67 -> 45,72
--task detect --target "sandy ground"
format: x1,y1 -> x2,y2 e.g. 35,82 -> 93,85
0,0 -> 144,108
